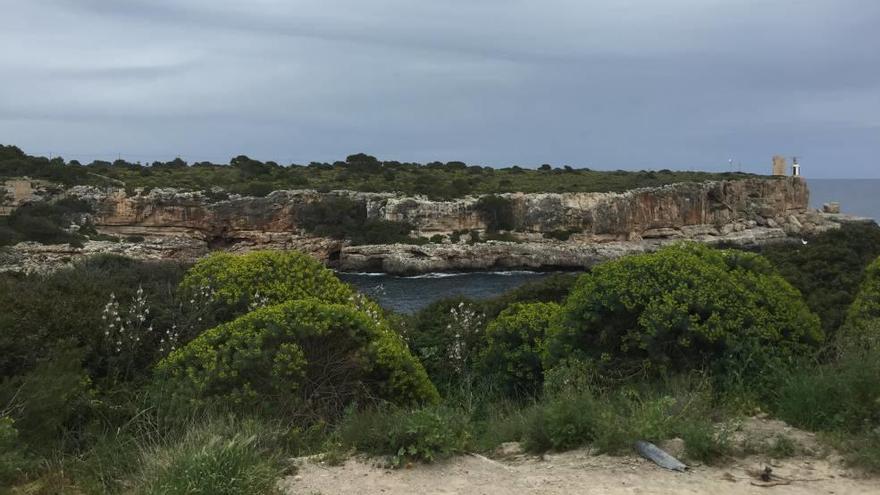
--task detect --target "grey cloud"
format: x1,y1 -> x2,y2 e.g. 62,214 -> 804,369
1,0 -> 878,177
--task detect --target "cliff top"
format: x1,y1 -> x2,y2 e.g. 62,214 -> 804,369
0,144 -> 768,200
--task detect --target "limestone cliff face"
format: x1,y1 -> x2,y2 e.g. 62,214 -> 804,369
69,177 -> 809,238
2,177 -> 841,275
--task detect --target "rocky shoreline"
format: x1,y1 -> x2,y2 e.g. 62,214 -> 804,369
1,177 -> 870,275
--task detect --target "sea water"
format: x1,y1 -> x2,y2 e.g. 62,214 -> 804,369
809,179 -> 880,220
338,270 -> 563,314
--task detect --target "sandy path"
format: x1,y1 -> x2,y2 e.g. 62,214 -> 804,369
282,450 -> 879,495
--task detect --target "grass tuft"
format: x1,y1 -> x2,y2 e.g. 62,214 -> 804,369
135,418 -> 284,495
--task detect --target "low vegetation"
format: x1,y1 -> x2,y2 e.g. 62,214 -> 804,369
2,227 -> 880,493
1,144 -> 762,200
135,418 -> 285,495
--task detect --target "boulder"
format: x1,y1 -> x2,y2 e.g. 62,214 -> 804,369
823,202 -> 841,214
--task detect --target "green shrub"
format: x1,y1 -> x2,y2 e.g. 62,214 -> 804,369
336,405 -> 469,466
156,299 -> 438,419
4,198 -> 93,246
0,416 -> 31,486
768,434 -> 797,458
524,391 -> 599,452
541,358 -> 598,397
136,419 -> 283,495
677,420 -> 730,464
179,250 -> 355,323
480,302 -> 560,396
481,273 -> 578,318
546,244 -> 823,383
839,256 -> 880,348
406,299 -> 488,387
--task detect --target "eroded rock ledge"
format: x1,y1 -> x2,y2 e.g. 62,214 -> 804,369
1,177 -> 869,274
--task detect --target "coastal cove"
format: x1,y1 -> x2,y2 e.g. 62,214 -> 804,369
338,270 -> 565,313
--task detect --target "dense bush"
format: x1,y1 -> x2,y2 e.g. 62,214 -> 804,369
405,298 -> 488,387
546,244 -> 823,382
839,256 -> 880,348
0,255 -> 190,381
297,196 -> 421,245
156,299 -> 438,419
760,222 -> 880,335
481,273 -> 578,318
0,345 -> 92,448
479,302 -> 560,396
1,198 -> 93,246
179,250 -> 355,324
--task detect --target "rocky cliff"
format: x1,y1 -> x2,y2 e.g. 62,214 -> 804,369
0,177 -> 856,274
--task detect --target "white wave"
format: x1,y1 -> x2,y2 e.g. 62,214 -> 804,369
405,272 -> 469,279
343,270 -> 554,279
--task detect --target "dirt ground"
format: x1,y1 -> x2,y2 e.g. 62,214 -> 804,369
281,418 -> 880,495
282,451 -> 878,495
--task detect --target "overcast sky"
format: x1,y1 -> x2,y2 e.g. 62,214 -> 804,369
1,1 -> 877,177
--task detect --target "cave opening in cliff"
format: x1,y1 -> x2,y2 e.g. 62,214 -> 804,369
208,233 -> 230,249
328,248 -> 341,264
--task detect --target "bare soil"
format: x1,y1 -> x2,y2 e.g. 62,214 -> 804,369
281,418 -> 879,495
282,451 -> 878,495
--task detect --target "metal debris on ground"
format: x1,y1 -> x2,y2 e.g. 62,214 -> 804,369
634,441 -> 688,472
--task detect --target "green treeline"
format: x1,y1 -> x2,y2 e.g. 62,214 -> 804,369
2,224 -> 880,493
1,144 -> 762,200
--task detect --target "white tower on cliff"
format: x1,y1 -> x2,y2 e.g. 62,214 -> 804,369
792,157 -> 801,177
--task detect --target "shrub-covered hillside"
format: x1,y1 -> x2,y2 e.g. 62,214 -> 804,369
0,144 -> 762,199
3,238 -> 880,493
759,222 -> 880,336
